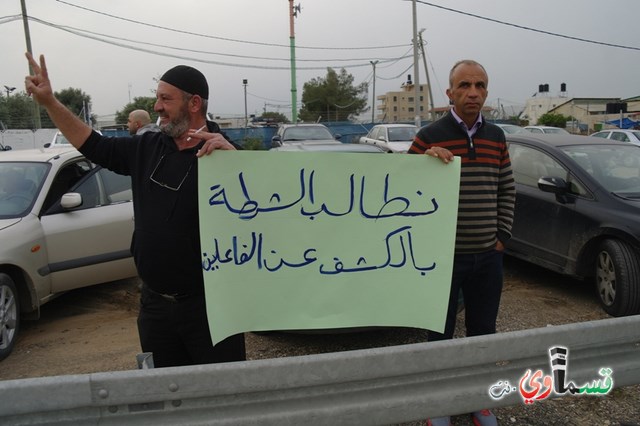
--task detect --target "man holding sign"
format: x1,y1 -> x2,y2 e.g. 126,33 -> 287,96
409,60 -> 515,426
25,53 -> 246,368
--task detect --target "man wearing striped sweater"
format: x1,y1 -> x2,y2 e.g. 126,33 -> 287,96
409,60 -> 516,426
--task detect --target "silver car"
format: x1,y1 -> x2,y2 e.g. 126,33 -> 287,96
590,129 -> 640,146
0,148 -> 136,360
270,124 -> 341,148
358,124 -> 418,153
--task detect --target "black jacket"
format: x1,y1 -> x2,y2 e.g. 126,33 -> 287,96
80,121 -> 239,294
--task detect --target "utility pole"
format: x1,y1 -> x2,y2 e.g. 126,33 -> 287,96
21,0 -> 41,129
370,60 -> 379,123
411,0 -> 421,128
243,79 -> 248,128
417,29 -> 435,122
288,1 -> 301,123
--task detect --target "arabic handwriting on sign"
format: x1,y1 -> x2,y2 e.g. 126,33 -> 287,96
317,226 -> 435,275
206,169 -> 439,220
201,226 -> 436,276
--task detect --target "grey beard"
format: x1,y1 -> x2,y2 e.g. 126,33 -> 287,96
161,118 -> 190,139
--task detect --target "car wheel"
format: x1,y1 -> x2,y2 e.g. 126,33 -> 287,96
595,240 -> 640,317
0,273 -> 20,361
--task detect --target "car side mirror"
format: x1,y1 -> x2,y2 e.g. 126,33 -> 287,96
271,135 -> 283,148
334,134 -> 342,141
61,192 -> 83,209
378,135 -> 388,142
537,176 -> 567,194
538,176 -> 573,204
43,143 -> 51,148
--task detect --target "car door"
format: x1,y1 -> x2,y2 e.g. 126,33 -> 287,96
508,143 -> 586,271
39,163 -> 135,293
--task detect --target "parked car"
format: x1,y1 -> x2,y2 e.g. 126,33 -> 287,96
271,124 -> 341,148
44,131 -> 71,148
271,143 -> 384,153
506,133 -> 640,317
44,130 -> 102,148
524,126 -> 570,134
590,129 -> 640,146
0,147 -> 136,360
358,124 -> 418,153
495,123 -> 526,134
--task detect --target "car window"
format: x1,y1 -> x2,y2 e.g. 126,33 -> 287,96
0,162 -> 49,218
283,126 -> 333,141
563,145 -> 640,197
611,132 -> 629,142
100,168 -> 132,203
42,161 -> 93,214
388,127 -> 416,142
591,132 -> 608,139
545,128 -> 569,134
368,127 -> 381,140
528,128 -> 543,133
509,143 -> 585,194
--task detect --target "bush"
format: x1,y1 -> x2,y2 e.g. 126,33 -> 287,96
241,137 -> 266,150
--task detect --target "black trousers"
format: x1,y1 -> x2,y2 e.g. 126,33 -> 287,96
428,249 -> 504,342
137,284 -> 246,368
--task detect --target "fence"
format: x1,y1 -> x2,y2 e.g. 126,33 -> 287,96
1,121 -> 431,151
1,315 -> 639,425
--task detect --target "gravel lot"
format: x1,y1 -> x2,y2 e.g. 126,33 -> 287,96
1,256 -> 639,425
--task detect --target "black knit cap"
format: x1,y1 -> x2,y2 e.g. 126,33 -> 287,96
159,65 -> 209,100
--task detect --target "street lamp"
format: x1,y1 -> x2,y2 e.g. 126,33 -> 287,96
242,79 -> 248,128
4,86 -> 16,97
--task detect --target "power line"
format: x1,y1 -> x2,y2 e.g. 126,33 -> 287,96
22,16 -> 409,71
54,0 -> 411,51
8,15 -> 414,71
26,16 -> 412,63
414,0 -> 640,51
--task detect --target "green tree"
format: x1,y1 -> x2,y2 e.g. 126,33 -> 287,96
538,112 -> 568,128
0,92 -> 38,129
115,97 -> 158,125
55,88 -> 96,126
299,68 -> 368,122
260,111 -> 289,124
0,88 -> 95,129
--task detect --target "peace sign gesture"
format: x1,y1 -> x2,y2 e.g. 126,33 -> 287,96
25,53 -> 55,106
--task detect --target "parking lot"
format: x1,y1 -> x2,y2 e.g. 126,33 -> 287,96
1,256 -> 638,425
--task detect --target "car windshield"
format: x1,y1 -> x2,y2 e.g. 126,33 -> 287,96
388,126 -> 417,142
545,128 -> 569,134
52,133 -> 72,146
562,145 -> 640,198
500,125 -> 525,134
282,126 -> 334,141
0,162 -> 49,218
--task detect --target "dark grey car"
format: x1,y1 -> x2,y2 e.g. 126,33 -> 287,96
506,133 -> 640,317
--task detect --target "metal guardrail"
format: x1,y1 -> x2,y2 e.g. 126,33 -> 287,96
1,315 -> 639,425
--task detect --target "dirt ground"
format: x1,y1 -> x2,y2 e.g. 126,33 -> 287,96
1,257 -> 639,425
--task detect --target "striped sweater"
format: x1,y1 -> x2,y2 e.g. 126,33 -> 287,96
409,112 -> 516,253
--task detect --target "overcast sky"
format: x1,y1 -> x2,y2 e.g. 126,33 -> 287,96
2,0 -> 638,122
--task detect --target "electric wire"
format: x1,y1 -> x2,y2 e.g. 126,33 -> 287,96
414,0 -> 640,51
54,0 -> 411,51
